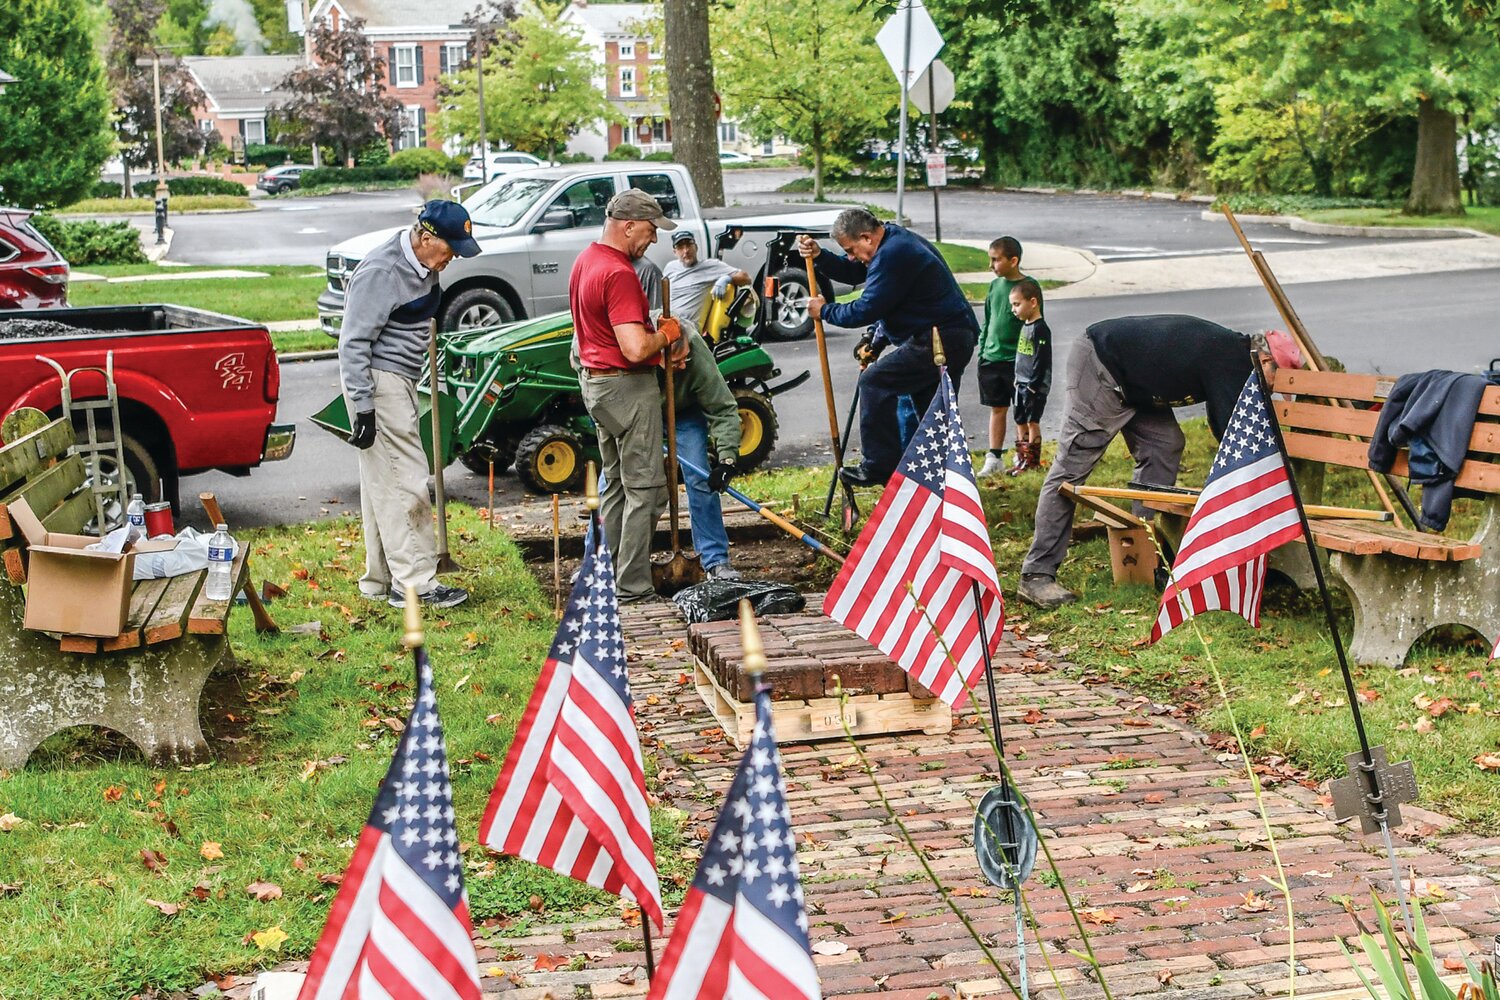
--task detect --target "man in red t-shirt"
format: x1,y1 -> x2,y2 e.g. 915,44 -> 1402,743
572,188 -> 686,602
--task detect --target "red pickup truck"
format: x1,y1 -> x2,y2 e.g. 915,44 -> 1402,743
0,304 -> 295,507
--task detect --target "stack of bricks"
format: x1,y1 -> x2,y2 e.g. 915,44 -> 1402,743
686,611 -> 938,703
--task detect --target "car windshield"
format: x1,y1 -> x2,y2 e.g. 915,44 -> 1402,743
463,175 -> 555,228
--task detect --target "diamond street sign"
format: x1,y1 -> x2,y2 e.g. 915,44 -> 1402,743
910,58 -> 954,115
876,0 -> 944,92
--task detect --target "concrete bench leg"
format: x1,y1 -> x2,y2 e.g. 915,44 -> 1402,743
0,595 -> 224,770
1330,499 -> 1500,667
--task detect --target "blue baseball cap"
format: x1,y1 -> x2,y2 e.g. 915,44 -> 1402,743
417,200 -> 481,257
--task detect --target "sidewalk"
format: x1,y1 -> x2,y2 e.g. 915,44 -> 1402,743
447,597 -> 1500,999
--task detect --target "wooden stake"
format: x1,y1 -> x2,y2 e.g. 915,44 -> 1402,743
552,493 -> 561,616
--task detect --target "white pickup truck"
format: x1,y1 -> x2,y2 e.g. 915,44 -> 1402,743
317,162 -> 847,340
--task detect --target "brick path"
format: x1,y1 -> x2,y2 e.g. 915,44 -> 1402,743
252,599 -> 1500,1000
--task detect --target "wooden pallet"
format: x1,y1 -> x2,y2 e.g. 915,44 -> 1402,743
692,657 -> 952,749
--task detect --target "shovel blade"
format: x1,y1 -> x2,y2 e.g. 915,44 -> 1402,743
651,551 -> 704,595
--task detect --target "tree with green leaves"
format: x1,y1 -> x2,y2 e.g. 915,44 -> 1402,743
0,0 -> 115,209
274,17 -> 402,165
665,0 -> 724,208
712,0 -> 895,199
437,9 -> 619,164
106,0 -> 208,193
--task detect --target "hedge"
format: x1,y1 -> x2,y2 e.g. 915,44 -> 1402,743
298,165 -> 422,188
131,176 -> 248,198
388,147 -> 455,176
91,180 -> 125,199
604,143 -> 643,161
244,144 -> 291,167
30,214 -> 147,266
643,151 -> 674,162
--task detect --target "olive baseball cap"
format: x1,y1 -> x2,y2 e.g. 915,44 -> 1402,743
417,199 -> 482,257
606,188 -> 677,230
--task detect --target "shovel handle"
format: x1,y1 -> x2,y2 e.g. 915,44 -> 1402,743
675,454 -> 845,564
661,277 -> 684,554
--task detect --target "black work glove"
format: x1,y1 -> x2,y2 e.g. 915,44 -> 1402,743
853,334 -> 882,366
708,460 -> 736,493
350,409 -> 377,450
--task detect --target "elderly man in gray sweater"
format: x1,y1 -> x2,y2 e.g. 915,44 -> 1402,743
338,200 -> 480,609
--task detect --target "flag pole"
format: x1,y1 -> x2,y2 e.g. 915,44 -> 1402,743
1251,356 -> 1415,932
588,459 -> 658,977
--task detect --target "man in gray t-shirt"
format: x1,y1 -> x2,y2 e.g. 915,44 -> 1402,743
659,230 -> 749,331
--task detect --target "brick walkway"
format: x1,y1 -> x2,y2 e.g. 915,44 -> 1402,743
254,599 -> 1500,1000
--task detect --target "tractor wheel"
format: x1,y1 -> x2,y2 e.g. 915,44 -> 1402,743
514,424 -> 585,494
732,388 -> 778,473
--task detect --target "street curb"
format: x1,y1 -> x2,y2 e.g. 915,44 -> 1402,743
277,349 -> 337,363
1195,208 -> 1487,240
143,227 -> 173,262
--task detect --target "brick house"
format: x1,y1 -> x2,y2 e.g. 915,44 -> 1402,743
558,1 -> 669,160
183,55 -> 302,151
308,0 -> 476,151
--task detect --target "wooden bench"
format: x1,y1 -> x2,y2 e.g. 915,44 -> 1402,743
0,413 -> 243,769
1133,370 -> 1498,666
1269,368 -> 1499,666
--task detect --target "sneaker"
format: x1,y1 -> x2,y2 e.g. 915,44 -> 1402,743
706,564 -> 743,581
388,584 -> 470,609
359,588 -> 389,602
978,452 -> 1006,477
1016,574 -> 1077,609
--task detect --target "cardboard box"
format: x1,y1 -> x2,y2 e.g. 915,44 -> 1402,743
9,498 -> 176,638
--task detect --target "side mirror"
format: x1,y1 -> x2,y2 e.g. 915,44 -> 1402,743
531,208 -> 576,233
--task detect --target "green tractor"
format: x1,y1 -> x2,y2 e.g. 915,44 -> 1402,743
314,227 -> 818,493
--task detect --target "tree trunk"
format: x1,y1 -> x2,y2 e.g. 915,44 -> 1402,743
663,0 -> 724,208
813,145 -> 824,201
121,153 -> 132,199
1405,97 -> 1464,216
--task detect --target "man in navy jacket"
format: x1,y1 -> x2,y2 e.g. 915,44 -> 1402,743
798,208 -> 979,486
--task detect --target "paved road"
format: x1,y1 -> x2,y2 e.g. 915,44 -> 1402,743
144,173 -> 1420,270
183,266 -> 1499,529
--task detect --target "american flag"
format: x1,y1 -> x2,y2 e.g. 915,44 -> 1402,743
824,369 -> 1003,708
648,686 -> 820,1000
478,517 -> 664,931
1150,374 -> 1305,642
298,646 -> 482,1000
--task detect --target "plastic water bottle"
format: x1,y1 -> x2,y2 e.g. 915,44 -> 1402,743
206,523 -> 236,601
126,493 -> 146,530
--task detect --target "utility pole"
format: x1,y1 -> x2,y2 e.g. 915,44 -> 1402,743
151,52 -> 169,203
302,0 -> 320,167
893,0 -> 913,223
474,30 -> 488,179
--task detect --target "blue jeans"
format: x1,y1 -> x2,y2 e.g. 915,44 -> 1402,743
675,408 -> 731,570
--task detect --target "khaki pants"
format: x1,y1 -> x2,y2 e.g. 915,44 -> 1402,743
581,370 -> 666,601
356,369 -> 438,598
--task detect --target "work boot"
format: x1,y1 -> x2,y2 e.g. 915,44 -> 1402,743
1008,442 -> 1031,476
978,452 -> 1006,477
1017,574 -> 1077,609
707,564 -> 743,581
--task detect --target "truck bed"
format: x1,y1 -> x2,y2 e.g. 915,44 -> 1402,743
0,304 -> 260,340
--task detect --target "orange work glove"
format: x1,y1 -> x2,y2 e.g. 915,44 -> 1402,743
657,316 -> 682,344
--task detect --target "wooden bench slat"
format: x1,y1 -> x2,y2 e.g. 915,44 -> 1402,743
0,456 -> 88,541
1273,369 -> 1396,401
1275,400 -> 1379,439
187,548 -> 247,635
59,634 -> 101,654
0,419 -> 75,494
144,571 -> 206,645
1308,518 -> 1480,561
1282,431 -> 1500,494
99,577 -> 173,652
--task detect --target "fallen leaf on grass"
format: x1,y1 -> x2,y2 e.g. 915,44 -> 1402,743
0,813 -> 23,832
246,881 -> 283,902
1080,908 -> 1119,925
140,849 -> 167,872
191,882 -> 212,900
103,786 -> 124,802
317,872 -> 343,885
145,898 -> 180,916
1474,752 -> 1500,772
1414,717 -> 1436,735
878,911 -> 908,925
533,953 -> 570,972
0,883 -> 20,897
200,841 -> 223,861
1427,697 -> 1459,718
1356,688 -> 1381,704
1415,882 -> 1449,901
1239,891 -> 1273,912
1020,708 -> 1047,725
251,925 -> 288,951
811,941 -> 849,956
1249,724 -> 1267,739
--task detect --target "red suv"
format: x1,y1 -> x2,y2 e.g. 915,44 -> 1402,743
0,207 -> 69,310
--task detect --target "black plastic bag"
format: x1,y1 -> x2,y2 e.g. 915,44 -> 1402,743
672,580 -> 806,623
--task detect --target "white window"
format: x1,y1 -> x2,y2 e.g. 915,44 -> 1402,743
618,40 -> 634,60
619,66 -> 635,98
399,106 -> 423,150
444,42 -> 466,70
244,118 -> 266,146
200,119 -> 214,134
394,45 -> 417,87
719,122 -> 738,143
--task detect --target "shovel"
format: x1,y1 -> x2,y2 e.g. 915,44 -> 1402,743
427,319 -> 463,575
651,276 -> 704,594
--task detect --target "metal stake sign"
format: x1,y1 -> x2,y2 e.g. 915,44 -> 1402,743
876,0 -> 943,224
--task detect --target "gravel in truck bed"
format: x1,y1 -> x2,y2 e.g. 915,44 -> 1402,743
0,318 -> 129,340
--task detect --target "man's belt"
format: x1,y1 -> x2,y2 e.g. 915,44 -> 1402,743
583,365 -> 652,378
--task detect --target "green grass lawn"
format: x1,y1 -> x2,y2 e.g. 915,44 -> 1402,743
1302,204 -> 1500,236
739,424 -> 1500,830
69,265 -> 323,325
270,329 -> 334,355
59,196 -> 253,215
0,507 -> 689,1000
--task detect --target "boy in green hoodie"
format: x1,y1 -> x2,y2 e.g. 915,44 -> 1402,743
977,236 -> 1040,476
